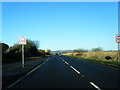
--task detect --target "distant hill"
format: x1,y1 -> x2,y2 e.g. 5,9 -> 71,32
51,50 -> 73,54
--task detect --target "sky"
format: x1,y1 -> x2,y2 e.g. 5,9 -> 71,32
2,2 -> 118,51
1,0 -> 119,2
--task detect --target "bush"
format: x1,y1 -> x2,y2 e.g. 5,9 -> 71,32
91,47 -> 103,52
1,43 -> 9,54
73,48 -> 88,53
105,56 -> 112,60
3,39 -> 41,63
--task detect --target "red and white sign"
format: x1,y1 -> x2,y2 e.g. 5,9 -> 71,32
116,36 -> 120,43
19,37 -> 26,44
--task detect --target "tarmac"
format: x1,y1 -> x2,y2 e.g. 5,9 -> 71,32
2,57 -> 50,89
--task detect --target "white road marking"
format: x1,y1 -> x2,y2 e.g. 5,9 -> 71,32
60,57 -> 101,90
90,82 -> 101,90
8,76 -> 25,88
60,57 -> 66,62
59,57 -> 64,61
26,64 -> 42,75
70,66 -> 81,74
59,57 -> 81,74
59,57 -> 69,65
26,58 -> 49,75
65,61 -> 69,65
7,58 -> 50,89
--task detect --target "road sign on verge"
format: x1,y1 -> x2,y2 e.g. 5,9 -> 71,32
116,36 -> 120,43
19,37 -> 26,68
116,35 -> 120,63
19,37 -> 26,44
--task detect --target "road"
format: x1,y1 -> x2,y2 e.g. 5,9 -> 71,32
3,57 -> 48,88
7,55 -> 120,89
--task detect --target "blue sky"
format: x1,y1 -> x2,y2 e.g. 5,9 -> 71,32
2,2 -> 118,51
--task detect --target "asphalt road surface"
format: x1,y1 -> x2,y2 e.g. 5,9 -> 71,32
8,55 -> 120,89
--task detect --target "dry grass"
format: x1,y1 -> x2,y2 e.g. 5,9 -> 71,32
63,51 -> 118,61
81,51 -> 118,61
62,52 -> 78,56
63,51 -> 120,68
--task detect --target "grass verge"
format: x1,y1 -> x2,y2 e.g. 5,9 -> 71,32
26,56 -> 42,60
66,55 -> 120,69
26,55 -> 52,60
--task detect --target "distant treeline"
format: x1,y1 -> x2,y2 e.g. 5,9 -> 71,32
52,47 -> 117,55
52,47 -> 105,54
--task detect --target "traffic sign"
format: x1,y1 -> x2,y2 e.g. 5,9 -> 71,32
19,37 -> 26,44
116,36 -> 120,43
19,37 -> 26,68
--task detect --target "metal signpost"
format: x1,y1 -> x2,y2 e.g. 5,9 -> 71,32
116,36 -> 120,63
19,37 -> 26,68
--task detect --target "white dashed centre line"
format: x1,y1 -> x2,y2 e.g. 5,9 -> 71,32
70,66 -> 81,74
59,57 -> 101,90
65,61 -> 69,65
59,57 -> 81,74
90,82 -> 101,90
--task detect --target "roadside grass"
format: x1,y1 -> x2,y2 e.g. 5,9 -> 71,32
63,51 -> 117,62
26,56 -> 42,60
45,55 -> 52,57
81,51 -> 117,62
26,55 -> 52,60
66,55 -> 120,69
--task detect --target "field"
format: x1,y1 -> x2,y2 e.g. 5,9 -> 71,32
62,51 -> 120,68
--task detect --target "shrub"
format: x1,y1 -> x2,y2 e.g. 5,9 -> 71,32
105,56 -> 112,60
3,39 -> 40,63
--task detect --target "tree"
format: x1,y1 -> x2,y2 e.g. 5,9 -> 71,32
8,44 -> 22,58
73,48 -> 88,53
8,39 -> 40,58
1,43 -> 9,53
91,47 -> 103,52
24,39 -> 39,56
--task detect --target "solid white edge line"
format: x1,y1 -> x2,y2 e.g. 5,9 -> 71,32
90,82 -> 101,90
8,76 -> 25,88
7,58 -> 50,88
70,66 -> 81,74
26,64 -> 42,75
26,58 -> 49,75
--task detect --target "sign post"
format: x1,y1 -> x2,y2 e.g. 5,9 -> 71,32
19,37 -> 26,68
116,35 -> 120,63
22,44 -> 24,68
118,43 -> 120,63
